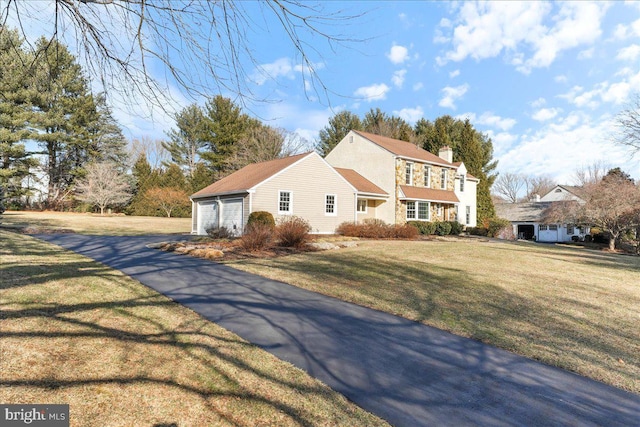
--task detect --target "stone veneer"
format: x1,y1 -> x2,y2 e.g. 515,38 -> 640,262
394,158 -> 457,224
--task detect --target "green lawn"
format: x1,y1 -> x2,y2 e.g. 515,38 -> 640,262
0,230 -> 388,426
225,237 -> 640,394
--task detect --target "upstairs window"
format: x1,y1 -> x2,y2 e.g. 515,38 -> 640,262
440,169 -> 448,189
459,175 -> 465,192
405,162 -> 414,185
278,191 -> 292,214
424,166 -> 431,187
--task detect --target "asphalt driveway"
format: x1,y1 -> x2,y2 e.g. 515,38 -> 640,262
35,234 -> 640,427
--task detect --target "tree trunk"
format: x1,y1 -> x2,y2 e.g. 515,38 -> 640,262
100,206 -> 104,215
609,233 -> 617,251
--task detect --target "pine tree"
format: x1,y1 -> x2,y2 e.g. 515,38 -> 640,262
0,29 -> 38,207
163,104 -> 208,178
316,111 -> 363,156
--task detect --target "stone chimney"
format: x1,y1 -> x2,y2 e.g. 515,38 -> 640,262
438,146 -> 453,163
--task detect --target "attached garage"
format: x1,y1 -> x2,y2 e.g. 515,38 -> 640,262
192,197 -> 245,236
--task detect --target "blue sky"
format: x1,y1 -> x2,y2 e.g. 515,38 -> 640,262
12,1 -> 640,185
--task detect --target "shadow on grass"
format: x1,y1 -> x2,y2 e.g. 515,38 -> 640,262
234,248 -> 640,393
1,233 -> 379,427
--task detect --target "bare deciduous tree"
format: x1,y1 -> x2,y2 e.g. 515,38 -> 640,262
76,162 -> 132,214
572,161 -> 608,186
493,172 -> 525,203
614,92 -> 640,156
144,186 -> 189,218
524,175 -> 555,201
0,1 -> 362,111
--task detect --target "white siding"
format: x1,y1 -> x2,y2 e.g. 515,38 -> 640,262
252,153 -> 355,234
325,132 -> 396,224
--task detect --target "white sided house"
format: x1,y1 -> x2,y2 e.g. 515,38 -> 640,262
190,151 -> 388,235
325,130 -> 478,227
495,185 -> 590,243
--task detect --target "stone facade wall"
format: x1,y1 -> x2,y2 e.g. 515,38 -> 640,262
394,158 -> 457,224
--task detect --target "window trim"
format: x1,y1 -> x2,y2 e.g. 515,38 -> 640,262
407,200 -> 430,221
465,206 -> 471,225
424,166 -> 431,187
406,201 -> 416,220
325,194 -> 337,216
356,199 -> 367,213
278,190 -> 292,215
459,174 -> 465,192
417,201 -> 430,220
440,168 -> 448,190
405,162 -> 414,185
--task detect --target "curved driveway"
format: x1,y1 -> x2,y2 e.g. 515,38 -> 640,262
36,234 -> 640,427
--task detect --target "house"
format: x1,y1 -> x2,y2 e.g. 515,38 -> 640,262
495,186 -> 589,242
190,130 -> 479,235
325,130 -> 478,227
190,151 -> 387,235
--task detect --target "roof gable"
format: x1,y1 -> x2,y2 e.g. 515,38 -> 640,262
191,152 -> 312,199
352,130 -> 454,167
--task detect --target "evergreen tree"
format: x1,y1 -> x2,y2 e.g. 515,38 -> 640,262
189,162 -> 215,193
0,29 -> 38,207
127,153 -> 160,216
163,103 -> 208,178
200,95 -> 255,177
316,111 -> 362,156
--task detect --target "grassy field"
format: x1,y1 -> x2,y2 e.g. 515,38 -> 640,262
0,230 -> 388,427
0,210 -> 191,235
225,238 -> 640,394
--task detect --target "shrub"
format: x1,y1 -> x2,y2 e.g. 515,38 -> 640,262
241,223 -> 273,251
467,227 -> 489,236
276,216 -> 311,248
206,226 -> 232,239
447,221 -> 464,235
487,218 -> 512,238
336,221 -> 361,237
406,221 -> 436,235
390,224 -> 419,239
247,211 -> 276,229
434,221 -> 452,236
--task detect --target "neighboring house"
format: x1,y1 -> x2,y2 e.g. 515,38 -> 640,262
495,186 -> 589,242
191,130 -> 479,235
190,151 -> 387,235
325,130 -> 478,227
539,185 -> 586,202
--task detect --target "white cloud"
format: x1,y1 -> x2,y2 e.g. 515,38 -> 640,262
439,84 -> 469,109
612,18 -> 640,39
413,82 -> 424,91
532,107 -> 561,122
394,106 -> 424,123
252,58 -> 295,85
554,75 -> 568,84
392,69 -> 407,88
387,44 -> 410,64
560,68 -> 640,108
531,97 -> 546,108
478,112 -> 517,130
578,48 -> 594,60
449,69 -> 460,78
438,2 -> 608,74
354,83 -> 391,101
616,44 -> 640,61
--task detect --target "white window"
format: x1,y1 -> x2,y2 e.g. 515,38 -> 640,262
406,201 -> 416,219
436,203 -> 442,217
548,224 -> 558,231
567,224 -> 575,234
539,225 -> 548,231
465,206 -> 471,225
278,191 -> 292,214
405,162 -> 414,185
440,169 -> 448,189
357,199 -> 367,213
424,166 -> 431,187
408,201 -> 430,220
417,201 -> 430,220
325,194 -> 336,215
460,175 -> 465,192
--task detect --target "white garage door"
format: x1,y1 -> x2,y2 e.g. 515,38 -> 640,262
197,201 -> 218,235
538,224 -> 559,242
221,199 -> 244,236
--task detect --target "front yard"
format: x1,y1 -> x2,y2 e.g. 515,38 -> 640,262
224,237 -> 640,394
0,230 -> 388,426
